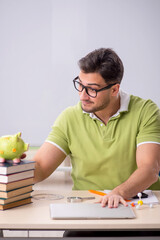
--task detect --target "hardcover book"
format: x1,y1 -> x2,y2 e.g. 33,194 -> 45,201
0,178 -> 34,191
0,197 -> 32,210
0,160 -> 35,175
0,192 -> 32,204
0,185 -> 33,198
0,170 -> 34,183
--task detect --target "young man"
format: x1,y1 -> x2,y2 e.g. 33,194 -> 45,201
33,48 -> 160,208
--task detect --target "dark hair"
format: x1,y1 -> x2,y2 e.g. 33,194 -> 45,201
78,48 -> 124,84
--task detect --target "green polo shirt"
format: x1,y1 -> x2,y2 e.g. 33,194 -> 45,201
46,91 -> 160,190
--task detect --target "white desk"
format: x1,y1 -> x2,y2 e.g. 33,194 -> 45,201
0,190 -> 160,238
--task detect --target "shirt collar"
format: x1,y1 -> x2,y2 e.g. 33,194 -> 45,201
82,90 -> 130,120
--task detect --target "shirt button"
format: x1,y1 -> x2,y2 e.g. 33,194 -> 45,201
100,123 -> 103,127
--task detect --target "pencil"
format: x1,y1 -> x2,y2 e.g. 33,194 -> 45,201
89,190 -> 107,196
89,190 -> 131,202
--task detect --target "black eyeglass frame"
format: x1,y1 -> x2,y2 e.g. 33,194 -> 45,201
73,76 -> 119,98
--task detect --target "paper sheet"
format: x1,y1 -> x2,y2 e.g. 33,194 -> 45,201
103,190 -> 159,205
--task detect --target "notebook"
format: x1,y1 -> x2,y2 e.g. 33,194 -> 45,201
50,203 -> 136,219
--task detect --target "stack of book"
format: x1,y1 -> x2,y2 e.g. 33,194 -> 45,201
0,160 -> 35,210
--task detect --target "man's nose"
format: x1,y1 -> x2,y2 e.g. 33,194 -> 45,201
79,88 -> 90,99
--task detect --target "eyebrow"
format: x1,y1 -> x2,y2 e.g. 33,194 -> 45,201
78,77 -> 101,87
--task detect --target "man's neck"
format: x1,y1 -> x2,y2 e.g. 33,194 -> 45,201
94,95 -> 120,125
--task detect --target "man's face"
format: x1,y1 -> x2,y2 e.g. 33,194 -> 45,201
78,71 -> 112,113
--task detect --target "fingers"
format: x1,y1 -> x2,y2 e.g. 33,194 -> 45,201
97,194 -> 128,208
120,197 -> 128,207
101,196 -> 108,207
20,153 -> 26,159
108,196 -> 119,208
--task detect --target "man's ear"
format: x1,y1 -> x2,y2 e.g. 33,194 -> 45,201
111,84 -> 120,96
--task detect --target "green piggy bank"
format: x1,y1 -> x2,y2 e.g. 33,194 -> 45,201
0,132 -> 29,163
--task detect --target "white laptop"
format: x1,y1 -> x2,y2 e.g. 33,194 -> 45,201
50,203 -> 136,219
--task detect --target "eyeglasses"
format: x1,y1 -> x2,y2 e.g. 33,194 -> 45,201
73,76 -> 118,98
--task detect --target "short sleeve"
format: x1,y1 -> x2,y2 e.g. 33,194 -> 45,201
46,109 -> 71,155
136,100 -> 160,146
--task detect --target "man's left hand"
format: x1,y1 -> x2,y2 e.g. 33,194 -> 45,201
98,192 -> 128,208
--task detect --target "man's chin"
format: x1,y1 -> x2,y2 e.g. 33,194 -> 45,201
80,101 -> 95,113
81,105 -> 93,113
82,108 -> 92,113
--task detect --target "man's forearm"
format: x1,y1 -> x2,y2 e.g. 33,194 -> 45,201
113,166 -> 159,199
34,162 -> 46,183
34,161 -> 54,183
33,142 -> 66,184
